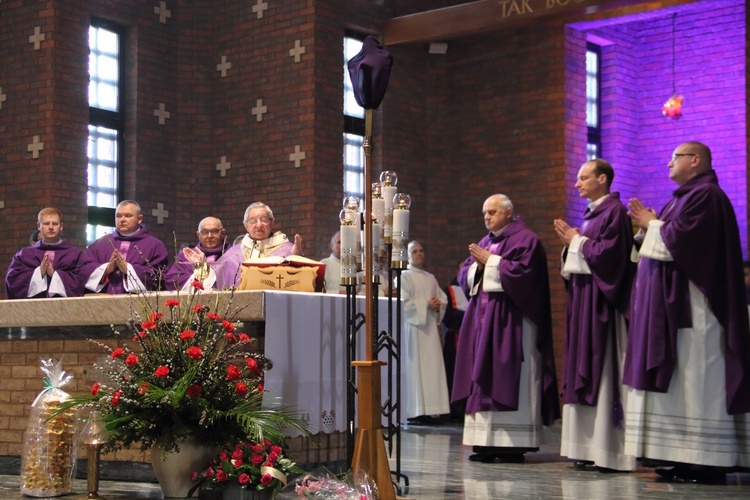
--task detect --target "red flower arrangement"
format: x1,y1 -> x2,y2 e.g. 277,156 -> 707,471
192,439 -> 305,497
57,284 -> 308,454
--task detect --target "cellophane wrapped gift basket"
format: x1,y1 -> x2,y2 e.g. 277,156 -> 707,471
20,358 -> 77,497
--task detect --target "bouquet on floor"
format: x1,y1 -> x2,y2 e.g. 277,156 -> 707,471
192,438 -> 305,497
57,280 -> 308,454
278,466 -> 377,499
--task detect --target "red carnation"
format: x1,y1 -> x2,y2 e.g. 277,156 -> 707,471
125,353 -> 139,366
235,382 -> 247,397
193,305 -> 203,313
238,333 -> 250,342
215,470 -> 227,482
191,279 -> 204,290
208,312 -> 221,321
246,357 -> 262,375
149,312 -> 163,322
257,383 -> 264,394
260,474 -> 273,486
186,346 -> 203,360
165,299 -> 180,307
221,320 -> 235,333
155,365 -> 170,378
180,329 -> 195,340
187,384 -> 202,398
141,320 -> 157,330
91,382 -> 100,395
111,347 -> 125,359
226,365 -> 241,381
138,330 -> 147,338
238,473 -> 250,485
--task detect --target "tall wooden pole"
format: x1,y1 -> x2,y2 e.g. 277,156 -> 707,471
350,109 -> 395,500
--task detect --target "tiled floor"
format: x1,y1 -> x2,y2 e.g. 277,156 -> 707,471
2,423 -> 750,499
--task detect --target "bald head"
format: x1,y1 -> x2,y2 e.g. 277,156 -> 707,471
482,194 -> 514,232
669,141 -> 713,185
196,216 -> 226,249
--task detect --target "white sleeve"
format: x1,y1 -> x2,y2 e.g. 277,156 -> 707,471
561,234 -> 592,278
123,263 -> 148,293
400,276 -> 427,327
27,267 -> 48,297
482,254 -> 504,292
85,263 -> 108,293
47,272 -> 68,297
638,220 -> 674,261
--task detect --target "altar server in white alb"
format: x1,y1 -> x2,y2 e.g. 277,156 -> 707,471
397,240 -> 450,425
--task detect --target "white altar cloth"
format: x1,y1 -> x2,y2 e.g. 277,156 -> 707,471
263,291 -> 400,437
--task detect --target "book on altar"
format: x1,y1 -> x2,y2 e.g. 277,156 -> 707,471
239,255 -> 326,293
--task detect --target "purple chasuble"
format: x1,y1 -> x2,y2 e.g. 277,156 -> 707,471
623,170 -> 750,414
451,217 -> 560,426
163,240 -> 231,290
215,235 -> 294,290
561,193 -> 635,417
5,240 -> 85,298
80,226 -> 169,293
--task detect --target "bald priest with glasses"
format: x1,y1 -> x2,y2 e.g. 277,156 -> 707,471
163,217 -> 232,291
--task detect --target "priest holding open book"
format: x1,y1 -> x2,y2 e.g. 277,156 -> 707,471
215,202 -> 304,289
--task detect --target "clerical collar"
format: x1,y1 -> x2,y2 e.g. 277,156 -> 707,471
117,227 -> 141,237
42,238 -> 63,246
587,193 -> 609,211
491,225 -> 509,238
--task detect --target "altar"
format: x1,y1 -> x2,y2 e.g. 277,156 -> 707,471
0,289 -> 400,473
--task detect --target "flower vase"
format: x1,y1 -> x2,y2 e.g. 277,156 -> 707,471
151,439 -> 214,499
222,483 -> 273,500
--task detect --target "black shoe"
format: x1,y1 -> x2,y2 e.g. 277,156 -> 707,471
469,453 -> 525,464
656,466 -> 727,485
407,415 -> 440,426
597,466 -> 628,474
573,460 -> 594,470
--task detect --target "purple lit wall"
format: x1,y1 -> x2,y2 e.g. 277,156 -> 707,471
567,0 -> 747,255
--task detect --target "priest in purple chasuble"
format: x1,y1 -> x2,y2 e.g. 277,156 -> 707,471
80,200 -> 169,294
215,202 -> 302,290
163,216 -> 231,291
624,141 -> 750,484
553,159 -> 636,472
452,194 -> 560,464
5,207 -> 85,299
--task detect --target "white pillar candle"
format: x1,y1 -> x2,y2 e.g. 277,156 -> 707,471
340,222 -> 358,285
371,220 -> 382,280
382,184 -> 397,243
391,208 -> 409,269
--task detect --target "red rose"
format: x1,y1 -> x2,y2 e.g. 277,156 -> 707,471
238,333 -> 250,342
165,299 -> 180,307
204,467 -> 215,479
191,279 -> 204,290
180,329 -> 195,340
263,461 -> 273,468
226,365 -> 241,381
232,449 -> 244,460
141,320 -> 157,330
222,320 -> 235,333
111,347 -> 125,359
125,353 -> 139,366
155,365 -> 170,377
186,346 -> 203,360
208,312 -> 221,321
260,474 -> 273,486
111,390 -> 122,406
263,438 -> 271,447
238,473 -> 250,485
187,384 -> 202,398
231,458 -> 243,467
190,470 -> 198,482
251,454 -> 264,466
246,358 -> 261,375
235,382 -> 247,397
91,382 -> 100,395
252,444 -> 264,453
271,445 -> 282,455
215,470 -> 227,482
219,451 -> 229,461
268,451 -> 279,462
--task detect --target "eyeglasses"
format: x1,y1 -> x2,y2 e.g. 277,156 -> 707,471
199,229 -> 223,236
246,216 -> 271,225
671,153 -> 697,162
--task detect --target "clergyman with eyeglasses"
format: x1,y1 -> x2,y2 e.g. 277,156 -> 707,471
215,202 -> 303,289
163,216 -> 230,291
624,141 -> 750,484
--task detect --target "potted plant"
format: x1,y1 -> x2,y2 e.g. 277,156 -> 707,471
59,281 -> 308,497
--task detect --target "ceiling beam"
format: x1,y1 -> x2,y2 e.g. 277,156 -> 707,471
382,0 -> 658,46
